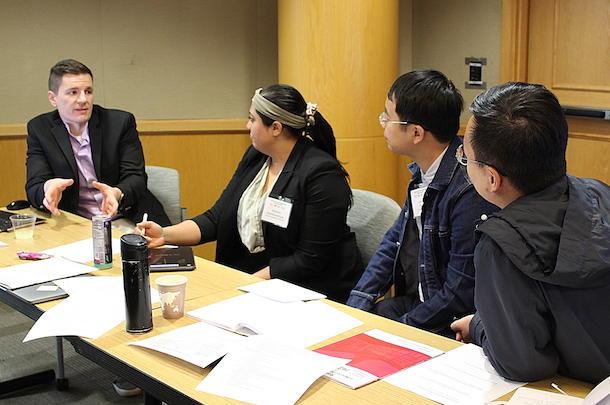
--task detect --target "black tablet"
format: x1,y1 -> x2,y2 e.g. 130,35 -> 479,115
148,246 -> 196,272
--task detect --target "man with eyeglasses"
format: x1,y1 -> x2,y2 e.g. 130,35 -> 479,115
451,82 -> 610,384
347,69 -> 498,337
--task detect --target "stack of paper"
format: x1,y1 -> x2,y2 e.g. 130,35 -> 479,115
186,292 -> 363,348
0,257 -> 93,290
384,343 -> 525,405
507,376 -> 610,405
314,328 -> 444,389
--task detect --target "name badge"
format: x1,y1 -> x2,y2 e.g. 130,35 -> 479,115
410,187 -> 427,218
261,196 -> 293,228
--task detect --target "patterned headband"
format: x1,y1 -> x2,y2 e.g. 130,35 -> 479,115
251,88 -> 307,129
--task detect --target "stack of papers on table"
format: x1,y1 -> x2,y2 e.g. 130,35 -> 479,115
507,376 -> 610,405
384,343 -> 525,405
131,326 -> 351,405
130,283 -> 362,405
187,292 -> 363,348
23,276 -> 159,342
0,256 -> 93,290
313,328 -> 444,389
42,238 -> 121,263
0,238 -> 121,290
238,278 -> 326,302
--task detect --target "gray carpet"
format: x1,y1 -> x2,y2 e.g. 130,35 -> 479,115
0,300 -> 145,404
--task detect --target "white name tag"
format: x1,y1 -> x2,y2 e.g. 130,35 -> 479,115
261,196 -> 293,228
410,187 -> 427,218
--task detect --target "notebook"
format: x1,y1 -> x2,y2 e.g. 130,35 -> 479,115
149,246 -> 196,271
12,274 -> 92,304
0,210 -> 46,232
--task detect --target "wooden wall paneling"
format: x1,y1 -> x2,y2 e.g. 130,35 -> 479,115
503,0 -> 610,184
528,0 -> 610,107
565,117 -> 610,185
500,0 -> 530,83
0,136 -> 28,206
0,120 -> 252,262
337,137 -> 400,203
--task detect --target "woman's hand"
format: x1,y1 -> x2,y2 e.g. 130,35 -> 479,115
135,220 -> 165,248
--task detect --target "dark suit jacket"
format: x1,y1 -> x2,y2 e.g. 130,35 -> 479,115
192,137 -> 364,302
26,105 -> 170,226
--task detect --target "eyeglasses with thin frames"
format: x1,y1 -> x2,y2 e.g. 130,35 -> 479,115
455,144 -> 507,176
379,112 -> 410,127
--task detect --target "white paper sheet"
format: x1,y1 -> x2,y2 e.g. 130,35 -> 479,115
384,343 -> 525,405
187,293 -> 363,348
507,387 -> 584,405
0,256 -> 93,290
196,335 -> 350,405
129,322 -> 246,368
42,238 -> 121,263
23,276 -> 159,342
584,375 -> 610,405
238,278 -> 326,302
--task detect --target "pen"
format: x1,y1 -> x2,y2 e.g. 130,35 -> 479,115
142,213 -> 148,223
551,382 -> 568,395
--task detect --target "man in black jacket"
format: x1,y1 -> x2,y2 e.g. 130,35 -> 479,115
451,82 -> 610,384
26,59 -> 169,227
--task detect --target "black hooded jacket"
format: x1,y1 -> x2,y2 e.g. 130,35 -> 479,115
470,175 -> 610,384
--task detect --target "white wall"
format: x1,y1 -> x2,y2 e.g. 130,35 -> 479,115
0,0 -> 502,125
408,0 -> 502,123
0,0 -> 278,123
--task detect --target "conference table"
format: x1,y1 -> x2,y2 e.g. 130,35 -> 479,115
0,209 -> 594,404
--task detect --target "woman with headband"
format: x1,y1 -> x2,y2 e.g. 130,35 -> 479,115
136,84 -> 364,302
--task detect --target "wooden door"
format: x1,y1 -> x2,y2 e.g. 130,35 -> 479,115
503,0 -> 610,183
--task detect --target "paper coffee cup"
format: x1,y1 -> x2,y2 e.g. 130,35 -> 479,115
155,275 -> 187,319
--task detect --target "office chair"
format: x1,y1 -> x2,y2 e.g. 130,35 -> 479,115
145,165 -> 186,225
347,189 -> 401,267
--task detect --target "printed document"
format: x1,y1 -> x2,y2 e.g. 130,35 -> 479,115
0,256 -> 93,290
384,343 -> 525,405
42,238 -> 121,263
129,322 -> 246,369
187,293 -> 363,348
238,278 -> 326,302
23,276 -> 158,341
196,335 -> 350,405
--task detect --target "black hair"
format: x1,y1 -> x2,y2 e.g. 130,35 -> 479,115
469,82 -> 568,194
48,59 -> 93,93
258,84 -> 349,180
388,69 -> 463,143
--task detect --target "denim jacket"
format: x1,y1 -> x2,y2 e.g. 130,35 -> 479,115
347,136 -> 498,333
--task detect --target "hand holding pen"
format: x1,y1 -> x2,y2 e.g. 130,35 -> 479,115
135,213 -> 165,248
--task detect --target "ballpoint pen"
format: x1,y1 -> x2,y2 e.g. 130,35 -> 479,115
551,382 -> 568,395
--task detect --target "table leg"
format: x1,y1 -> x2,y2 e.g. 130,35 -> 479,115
144,391 -> 162,405
55,337 -> 69,390
0,369 -> 56,395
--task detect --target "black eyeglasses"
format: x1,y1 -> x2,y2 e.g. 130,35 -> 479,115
455,144 -> 507,176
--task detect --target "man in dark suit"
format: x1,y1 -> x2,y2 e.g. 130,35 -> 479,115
26,59 -> 170,228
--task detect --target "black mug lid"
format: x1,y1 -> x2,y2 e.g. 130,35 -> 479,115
120,234 -> 148,261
